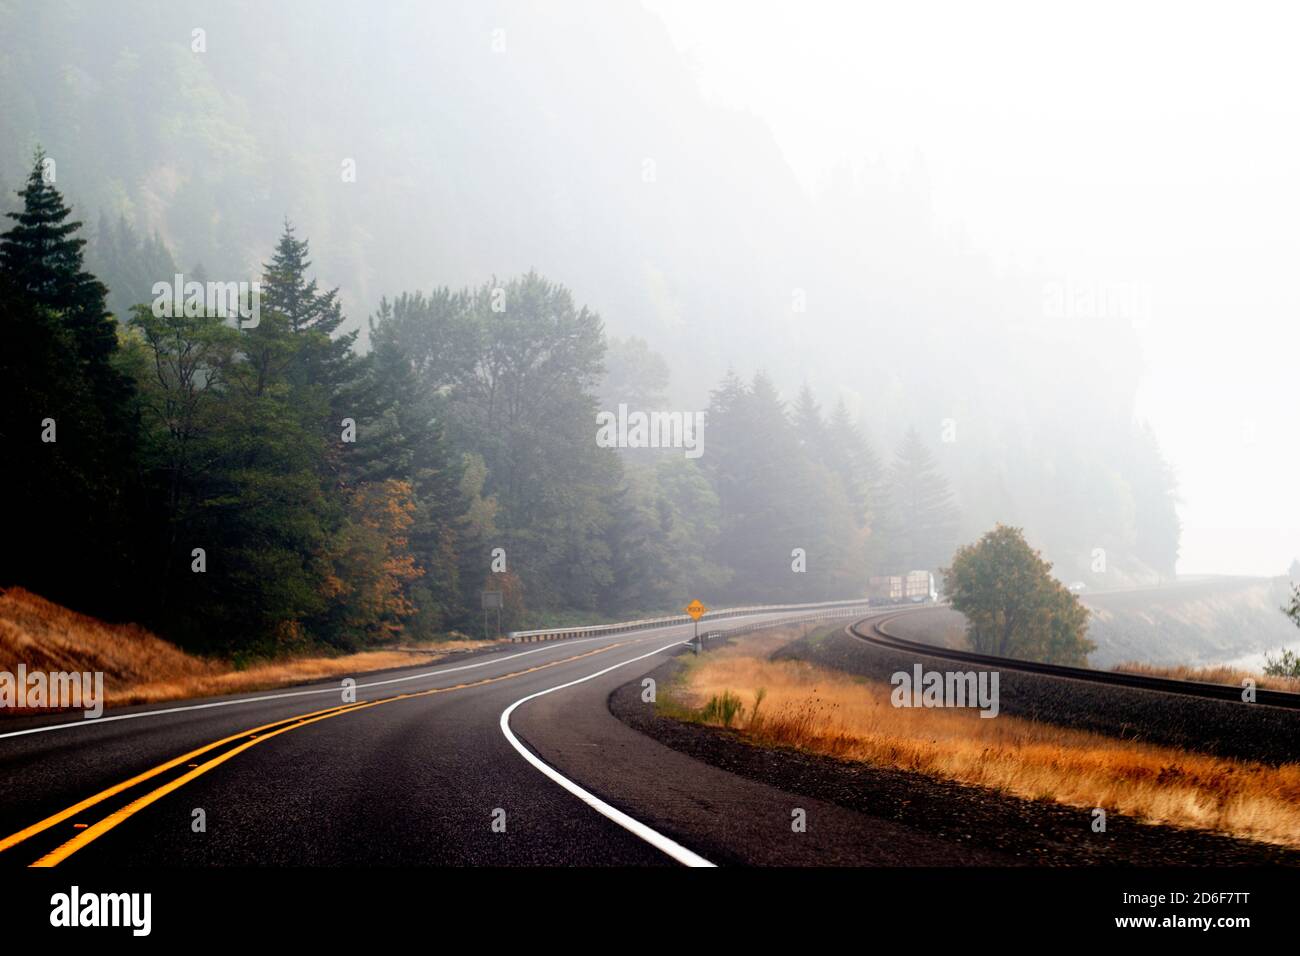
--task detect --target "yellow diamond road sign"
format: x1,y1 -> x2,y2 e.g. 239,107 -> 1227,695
684,599 -> 708,620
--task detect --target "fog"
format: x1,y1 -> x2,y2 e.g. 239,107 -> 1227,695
2,0 -> 1294,582
647,0 -> 1300,576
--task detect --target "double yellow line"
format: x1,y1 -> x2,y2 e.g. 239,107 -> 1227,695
2,640 -> 629,867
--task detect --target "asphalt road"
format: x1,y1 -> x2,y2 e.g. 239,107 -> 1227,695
10,601 -> 1294,868
1,609 -> 935,867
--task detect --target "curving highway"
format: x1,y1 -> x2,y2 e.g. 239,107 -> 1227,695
0,605 -> 924,867
2,601 -> 1295,869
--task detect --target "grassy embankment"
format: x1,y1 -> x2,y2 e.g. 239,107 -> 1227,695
659,626 -> 1300,848
0,587 -> 497,711
1110,660 -> 1299,693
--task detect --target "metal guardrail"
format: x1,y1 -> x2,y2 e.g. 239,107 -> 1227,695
507,598 -> 878,643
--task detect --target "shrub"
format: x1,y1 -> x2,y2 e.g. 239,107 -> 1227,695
700,690 -> 746,728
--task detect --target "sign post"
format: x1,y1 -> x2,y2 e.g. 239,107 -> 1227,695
684,599 -> 708,654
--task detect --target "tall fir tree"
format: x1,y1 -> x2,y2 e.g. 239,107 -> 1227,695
260,219 -> 359,407
1127,423 -> 1181,580
0,149 -> 139,614
91,212 -> 178,320
884,426 -> 960,572
791,383 -> 826,456
1,149 -> 127,400
704,372 -> 810,601
825,399 -> 884,528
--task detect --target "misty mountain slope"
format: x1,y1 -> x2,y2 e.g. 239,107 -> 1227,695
0,0 -> 1178,579
0,0 -> 807,360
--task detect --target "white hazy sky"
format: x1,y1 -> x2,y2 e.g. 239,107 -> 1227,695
645,0 -> 1300,576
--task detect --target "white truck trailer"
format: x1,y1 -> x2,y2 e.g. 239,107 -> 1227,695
868,571 -> 937,605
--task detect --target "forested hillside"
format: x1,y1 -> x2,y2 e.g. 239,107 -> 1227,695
0,0 -> 1182,654
1,155 -> 939,651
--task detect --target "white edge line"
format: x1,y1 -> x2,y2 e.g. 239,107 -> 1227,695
0,635 -> 616,741
499,638 -> 716,868
2,608 -> 868,742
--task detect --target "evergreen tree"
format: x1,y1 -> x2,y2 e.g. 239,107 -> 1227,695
123,295 -> 337,651
120,302 -> 242,587
649,458 -> 730,600
826,398 -> 883,528
1,150 -> 128,402
0,151 -> 139,614
91,212 -> 178,320
791,383 -> 825,457
785,385 -> 871,599
259,220 -> 361,422
704,372 -> 811,601
1127,423 -> 1181,579
600,476 -> 669,612
700,369 -> 750,520
884,427 -> 960,572
261,220 -> 347,338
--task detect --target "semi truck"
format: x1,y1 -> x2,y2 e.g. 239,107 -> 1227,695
867,571 -> 938,605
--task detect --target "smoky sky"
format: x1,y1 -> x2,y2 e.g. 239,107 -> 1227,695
648,0 -> 1300,576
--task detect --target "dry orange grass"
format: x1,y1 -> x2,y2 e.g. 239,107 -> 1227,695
0,588 -> 213,686
1112,660 -> 1300,694
110,644 -> 492,707
671,638 -> 1300,848
0,587 -> 496,709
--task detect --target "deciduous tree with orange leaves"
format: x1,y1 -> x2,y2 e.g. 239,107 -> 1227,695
318,480 -> 424,646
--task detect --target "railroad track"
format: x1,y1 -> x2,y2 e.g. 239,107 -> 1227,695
850,609 -> 1300,710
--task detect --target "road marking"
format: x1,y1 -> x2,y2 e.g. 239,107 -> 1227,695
0,611 -> 807,741
0,700 -> 362,854
500,639 -> 716,868
31,702 -> 388,866
0,610 -> 855,741
3,641 -> 635,865
7,611 -> 852,865
0,634 -> 625,741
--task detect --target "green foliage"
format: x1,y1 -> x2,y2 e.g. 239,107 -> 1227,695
0,1 -> 1183,598
117,220 -> 434,652
376,272 -> 619,615
700,690 -> 746,728
600,336 -> 670,410
0,146 -> 1168,663
126,293 -> 336,649
261,221 -> 359,402
945,524 -> 1095,665
702,371 -> 869,603
882,427 -> 960,573
825,398 -> 884,528
0,151 -> 139,616
90,213 -> 177,321
1263,647 -> 1300,679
